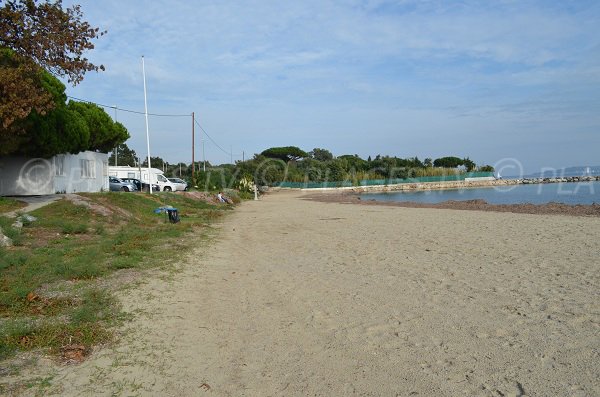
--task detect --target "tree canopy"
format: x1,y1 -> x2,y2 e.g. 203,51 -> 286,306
260,146 -> 308,162
433,156 -> 476,171
109,143 -> 139,167
0,0 -> 105,129
309,147 -> 333,162
0,58 -> 128,157
0,2 -> 121,157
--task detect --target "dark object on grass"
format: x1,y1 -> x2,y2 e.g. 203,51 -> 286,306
154,206 -> 180,223
166,208 -> 180,223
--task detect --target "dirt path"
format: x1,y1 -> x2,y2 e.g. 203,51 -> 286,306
2,195 -> 61,218
17,190 -> 600,396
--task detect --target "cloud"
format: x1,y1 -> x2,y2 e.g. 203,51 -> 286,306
60,0 -> 600,172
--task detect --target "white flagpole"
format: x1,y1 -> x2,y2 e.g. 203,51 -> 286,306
142,56 -> 153,194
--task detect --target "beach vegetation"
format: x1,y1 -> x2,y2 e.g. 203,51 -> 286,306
142,147 -> 495,192
0,192 -> 225,361
0,197 -> 26,214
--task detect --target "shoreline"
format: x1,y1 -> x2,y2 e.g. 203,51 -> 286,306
8,190 -> 599,396
273,175 -> 600,194
304,191 -> 600,217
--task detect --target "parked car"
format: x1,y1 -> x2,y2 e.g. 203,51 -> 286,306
109,176 -> 137,192
121,178 -> 160,192
167,178 -> 188,191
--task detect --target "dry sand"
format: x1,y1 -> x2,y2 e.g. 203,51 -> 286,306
12,190 -> 600,396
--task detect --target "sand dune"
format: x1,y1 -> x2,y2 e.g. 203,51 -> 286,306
17,190 -> 600,396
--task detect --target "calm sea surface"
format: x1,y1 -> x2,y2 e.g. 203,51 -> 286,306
360,181 -> 600,205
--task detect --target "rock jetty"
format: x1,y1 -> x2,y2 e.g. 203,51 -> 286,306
520,176 -> 600,184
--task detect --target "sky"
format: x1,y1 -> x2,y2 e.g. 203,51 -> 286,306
61,0 -> 600,174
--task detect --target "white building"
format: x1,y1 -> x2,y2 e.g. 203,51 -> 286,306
0,151 -> 109,196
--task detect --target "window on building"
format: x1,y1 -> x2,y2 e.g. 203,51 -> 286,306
54,155 -> 65,176
80,159 -> 96,178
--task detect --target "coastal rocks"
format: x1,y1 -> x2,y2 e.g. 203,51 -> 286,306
349,178 -> 519,194
521,176 -> 600,184
347,175 -> 600,193
11,214 -> 37,229
22,214 -> 37,222
0,227 -> 12,247
1,214 -> 37,246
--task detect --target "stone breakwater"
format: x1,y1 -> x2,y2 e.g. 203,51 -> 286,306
286,175 -> 600,193
347,179 -> 517,193
520,176 -> 600,184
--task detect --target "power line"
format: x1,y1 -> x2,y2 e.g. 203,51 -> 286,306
67,96 -> 191,117
69,95 -> 245,161
194,118 -> 242,158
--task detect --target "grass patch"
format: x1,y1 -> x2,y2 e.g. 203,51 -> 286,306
0,197 -> 26,214
0,217 -> 24,246
0,191 -> 225,362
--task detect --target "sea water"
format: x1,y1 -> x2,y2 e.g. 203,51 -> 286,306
360,181 -> 600,205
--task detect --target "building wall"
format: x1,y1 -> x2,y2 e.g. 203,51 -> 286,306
0,151 -> 108,196
53,151 -> 108,194
0,156 -> 54,196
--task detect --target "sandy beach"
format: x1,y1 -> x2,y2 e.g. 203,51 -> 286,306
12,190 -> 600,396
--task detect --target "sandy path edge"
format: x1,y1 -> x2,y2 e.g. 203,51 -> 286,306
7,190 -> 600,396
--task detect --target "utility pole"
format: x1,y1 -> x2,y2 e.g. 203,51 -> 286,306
202,133 -> 206,172
192,112 -> 195,184
230,145 -> 233,164
242,151 -> 245,162
142,56 -> 153,194
113,105 -> 118,166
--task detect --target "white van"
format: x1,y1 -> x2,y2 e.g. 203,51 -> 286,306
108,166 -> 178,192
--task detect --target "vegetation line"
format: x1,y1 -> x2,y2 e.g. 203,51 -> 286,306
0,192 -> 231,375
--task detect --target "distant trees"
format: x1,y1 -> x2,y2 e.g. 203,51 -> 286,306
101,145 -> 495,191
433,156 -> 476,171
142,156 -> 166,169
309,148 -> 333,162
433,156 -> 463,168
261,146 -> 308,162
109,143 -> 139,167
338,155 -> 367,171
229,148 -> 494,186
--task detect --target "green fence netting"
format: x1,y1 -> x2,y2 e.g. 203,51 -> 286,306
273,172 -> 494,189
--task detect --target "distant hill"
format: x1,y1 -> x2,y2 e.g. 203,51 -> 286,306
523,166 -> 600,178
